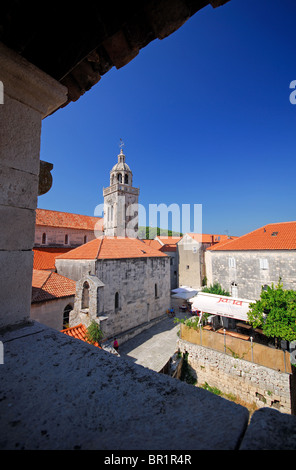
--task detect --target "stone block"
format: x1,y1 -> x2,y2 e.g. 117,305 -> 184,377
0,205 -> 36,250
240,408 -> 296,450
0,94 -> 41,175
0,164 -> 39,210
0,250 -> 33,328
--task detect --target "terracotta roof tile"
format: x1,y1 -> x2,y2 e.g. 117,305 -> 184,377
33,247 -> 73,270
156,236 -> 182,252
61,323 -> 101,348
207,222 -> 296,251
36,208 -> 103,231
56,237 -> 168,260
31,269 -> 76,302
186,233 -> 235,244
142,236 -> 181,252
141,239 -> 163,250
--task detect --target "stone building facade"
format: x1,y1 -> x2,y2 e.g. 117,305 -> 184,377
55,150 -> 171,341
56,237 -> 170,341
178,233 -> 236,289
34,208 -> 103,247
205,222 -> 296,300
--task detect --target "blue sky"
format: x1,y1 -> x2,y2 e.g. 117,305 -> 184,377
39,0 -> 296,237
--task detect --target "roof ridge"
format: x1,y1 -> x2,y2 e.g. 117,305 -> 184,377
38,270 -> 52,290
37,208 -> 102,219
96,236 -> 104,259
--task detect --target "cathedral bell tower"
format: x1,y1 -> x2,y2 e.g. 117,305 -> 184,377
103,147 -> 139,238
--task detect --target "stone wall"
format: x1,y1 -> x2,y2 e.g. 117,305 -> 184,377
0,43 -> 67,329
205,249 -> 296,300
55,258 -> 96,282
31,296 -> 74,330
96,256 -> 171,339
35,225 -> 96,247
178,338 -> 292,415
178,235 -> 201,288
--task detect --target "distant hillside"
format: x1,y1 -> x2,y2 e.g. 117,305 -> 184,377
138,226 -> 183,240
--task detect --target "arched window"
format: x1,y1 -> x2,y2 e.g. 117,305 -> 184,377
231,282 -> 238,298
63,304 -> 73,329
155,283 -> 158,298
82,282 -> 90,309
124,174 -> 129,184
84,235 -> 87,244
42,232 -> 47,244
115,292 -> 119,310
65,234 -> 69,245
117,173 -> 122,183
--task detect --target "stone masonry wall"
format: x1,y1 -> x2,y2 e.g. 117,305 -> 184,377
178,339 -> 292,414
206,250 -> 296,300
96,256 -> 171,339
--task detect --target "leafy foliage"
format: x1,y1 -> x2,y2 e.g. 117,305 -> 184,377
138,226 -> 182,239
201,282 -> 230,297
85,320 -> 104,345
247,279 -> 296,342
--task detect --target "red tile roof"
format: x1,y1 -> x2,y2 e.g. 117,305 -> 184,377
36,208 -> 103,231
33,247 -> 73,270
156,236 -> 182,252
142,236 -> 181,252
207,222 -> 296,251
141,239 -> 163,250
61,323 -> 101,348
31,269 -> 76,302
56,236 -> 168,260
186,233 -> 235,244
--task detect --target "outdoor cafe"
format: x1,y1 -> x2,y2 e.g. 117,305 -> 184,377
188,291 -> 255,341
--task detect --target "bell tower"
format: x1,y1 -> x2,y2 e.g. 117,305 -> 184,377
103,145 -> 139,238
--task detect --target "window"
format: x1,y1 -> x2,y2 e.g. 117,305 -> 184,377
117,173 -> 122,183
84,235 -> 87,244
155,283 -> 158,298
124,174 -> 129,184
259,258 -> 269,270
229,257 -> 236,268
42,232 -> 47,245
82,282 -> 90,309
65,234 -> 69,245
115,292 -> 119,310
63,304 -> 73,329
186,265 -> 190,270
231,282 -> 238,297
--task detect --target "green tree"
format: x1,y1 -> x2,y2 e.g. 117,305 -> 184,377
85,320 -> 104,345
247,279 -> 296,343
201,282 -> 230,296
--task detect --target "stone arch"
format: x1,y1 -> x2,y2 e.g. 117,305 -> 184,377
63,303 -> 73,329
82,281 -> 90,309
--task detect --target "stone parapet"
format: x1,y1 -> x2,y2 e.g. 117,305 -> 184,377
0,321 -> 296,450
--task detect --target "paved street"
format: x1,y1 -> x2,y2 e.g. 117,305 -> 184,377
118,311 -> 189,372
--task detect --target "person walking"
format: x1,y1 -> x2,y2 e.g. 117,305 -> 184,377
113,338 -> 119,352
